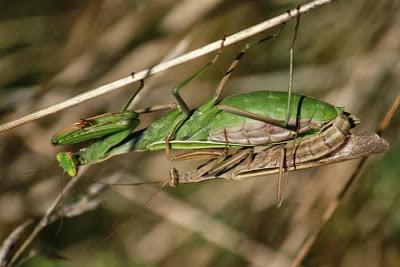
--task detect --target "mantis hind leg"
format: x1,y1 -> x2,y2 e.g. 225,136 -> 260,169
216,7 -> 302,127
172,37 -> 226,114
217,104 -> 291,130
121,76 -> 145,111
285,6 -> 301,125
164,37 -> 226,159
213,27 -> 284,103
279,8 -> 302,206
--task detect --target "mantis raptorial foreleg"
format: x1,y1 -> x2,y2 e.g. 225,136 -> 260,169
51,79 -> 144,146
54,79 -> 144,176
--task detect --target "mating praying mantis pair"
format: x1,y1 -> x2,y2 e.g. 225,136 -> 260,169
50,14 -> 389,206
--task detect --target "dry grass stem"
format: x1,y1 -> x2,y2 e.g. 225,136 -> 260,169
0,0 -> 335,133
4,172 -> 124,267
0,220 -> 33,267
5,173 -> 84,267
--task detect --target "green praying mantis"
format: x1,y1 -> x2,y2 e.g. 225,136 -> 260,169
50,15 -> 388,206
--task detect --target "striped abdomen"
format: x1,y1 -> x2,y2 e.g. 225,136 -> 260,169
208,91 -> 342,146
250,112 -> 353,169
209,118 -> 318,145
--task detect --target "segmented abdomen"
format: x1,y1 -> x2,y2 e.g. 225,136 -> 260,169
250,112 -> 352,169
208,91 -> 341,146
209,118 -> 314,145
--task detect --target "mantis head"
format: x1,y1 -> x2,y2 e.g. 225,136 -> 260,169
56,152 -> 79,177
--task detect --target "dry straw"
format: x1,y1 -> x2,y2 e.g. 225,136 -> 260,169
0,0 -> 335,133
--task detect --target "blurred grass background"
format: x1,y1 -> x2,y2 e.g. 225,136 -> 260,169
0,0 -> 399,266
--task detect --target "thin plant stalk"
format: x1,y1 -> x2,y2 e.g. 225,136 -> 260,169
0,0 -> 336,133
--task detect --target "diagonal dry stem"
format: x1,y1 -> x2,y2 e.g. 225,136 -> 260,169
0,220 -> 33,267
3,170 -> 127,267
0,0 -> 335,133
5,170 -> 85,267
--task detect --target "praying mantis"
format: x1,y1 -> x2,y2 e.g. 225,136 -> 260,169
174,134 -> 388,184
50,13 -> 388,206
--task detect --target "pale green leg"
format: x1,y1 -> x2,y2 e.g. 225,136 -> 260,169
172,38 -> 225,114
279,8 -> 302,208
121,78 -> 144,111
213,27 -> 284,103
165,38 -> 226,158
284,7 -> 301,127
